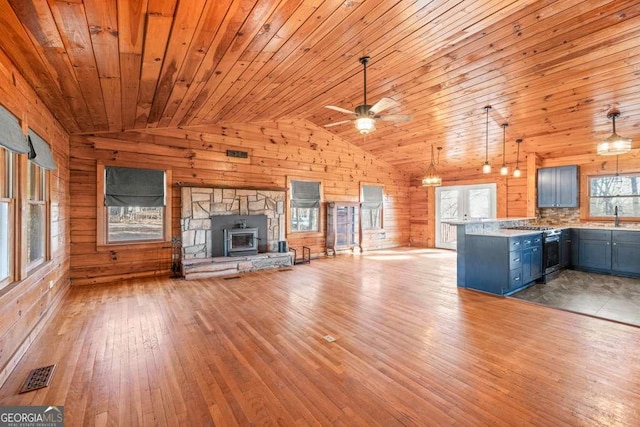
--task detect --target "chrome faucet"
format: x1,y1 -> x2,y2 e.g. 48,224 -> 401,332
614,205 -> 620,227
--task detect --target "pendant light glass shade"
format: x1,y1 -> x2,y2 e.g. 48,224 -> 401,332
500,123 -> 509,176
422,145 -> 442,187
482,106 -> 491,173
513,138 -> 522,177
597,110 -> 632,155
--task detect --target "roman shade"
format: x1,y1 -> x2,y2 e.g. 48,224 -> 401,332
362,185 -> 383,209
27,129 -> 57,170
105,166 -> 165,207
0,105 -> 29,154
290,180 -> 320,208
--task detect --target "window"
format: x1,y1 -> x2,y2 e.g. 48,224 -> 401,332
589,174 -> 640,218
26,160 -> 47,268
361,184 -> 383,230
290,180 -> 320,232
0,147 -> 14,283
1,105 -> 30,284
102,166 -> 168,243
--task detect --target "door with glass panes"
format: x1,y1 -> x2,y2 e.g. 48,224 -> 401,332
435,184 -> 496,250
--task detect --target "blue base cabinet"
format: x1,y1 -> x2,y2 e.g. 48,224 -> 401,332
575,229 -> 612,273
465,233 -> 542,296
572,229 -> 640,278
612,231 -> 640,276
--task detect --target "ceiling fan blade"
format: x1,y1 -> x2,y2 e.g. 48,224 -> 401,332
369,97 -> 399,114
325,105 -> 355,115
378,114 -> 412,122
324,119 -> 353,128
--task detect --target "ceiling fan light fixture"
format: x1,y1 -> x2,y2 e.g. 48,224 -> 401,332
597,110 -> 632,156
422,145 -> 442,187
355,117 -> 376,134
324,56 -> 411,133
482,106 -> 492,174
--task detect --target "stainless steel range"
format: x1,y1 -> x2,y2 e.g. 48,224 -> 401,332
504,226 -> 562,282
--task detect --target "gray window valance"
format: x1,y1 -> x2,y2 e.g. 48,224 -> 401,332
105,166 -> 165,207
290,180 -> 320,208
27,129 -> 57,170
0,105 -> 29,154
362,185 -> 383,209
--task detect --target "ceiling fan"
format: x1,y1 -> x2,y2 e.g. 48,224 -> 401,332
324,56 -> 412,135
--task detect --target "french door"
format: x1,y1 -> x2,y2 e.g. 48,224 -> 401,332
435,183 -> 496,250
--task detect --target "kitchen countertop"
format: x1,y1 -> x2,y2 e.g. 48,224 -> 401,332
443,217 -> 535,225
559,224 -> 640,231
466,229 -> 543,237
466,225 -> 640,237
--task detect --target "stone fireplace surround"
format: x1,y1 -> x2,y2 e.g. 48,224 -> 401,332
180,187 -> 292,279
181,186 -> 286,258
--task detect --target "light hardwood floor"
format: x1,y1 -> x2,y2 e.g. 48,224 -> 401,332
1,248 -> 639,426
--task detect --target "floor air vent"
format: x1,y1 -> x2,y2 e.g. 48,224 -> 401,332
223,276 -> 241,280
19,364 -> 56,394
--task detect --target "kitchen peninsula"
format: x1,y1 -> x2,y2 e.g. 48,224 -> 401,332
452,218 -> 640,296
451,218 -> 541,296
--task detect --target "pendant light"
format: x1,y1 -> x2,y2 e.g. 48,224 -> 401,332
482,106 -> 492,173
500,123 -> 509,176
597,109 -> 632,155
422,145 -> 442,187
513,138 -> 522,177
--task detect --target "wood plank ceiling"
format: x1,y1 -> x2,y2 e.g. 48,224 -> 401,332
1,0 -> 639,178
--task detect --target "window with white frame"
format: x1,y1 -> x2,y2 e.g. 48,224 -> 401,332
361,184 -> 383,230
589,174 -> 640,218
0,108 -> 56,280
25,129 -> 56,271
103,166 -> 167,243
290,180 -> 320,232
0,147 -> 14,283
26,160 -> 47,268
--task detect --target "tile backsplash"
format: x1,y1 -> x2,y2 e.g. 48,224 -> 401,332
537,207 -> 640,229
537,208 -> 580,225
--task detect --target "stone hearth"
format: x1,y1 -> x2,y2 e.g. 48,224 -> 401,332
181,253 -> 293,280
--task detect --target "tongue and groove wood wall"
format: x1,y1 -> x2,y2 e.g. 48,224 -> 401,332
0,49 -> 70,384
68,119 -> 412,285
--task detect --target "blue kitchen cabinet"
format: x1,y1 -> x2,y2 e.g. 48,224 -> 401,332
522,245 -> 542,284
573,229 -> 612,273
465,233 -> 542,296
560,228 -> 572,268
537,165 -> 579,208
612,231 -> 640,276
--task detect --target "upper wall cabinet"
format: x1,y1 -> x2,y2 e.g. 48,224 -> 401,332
537,165 -> 579,208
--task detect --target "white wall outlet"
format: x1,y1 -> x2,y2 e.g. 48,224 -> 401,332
49,280 -> 54,289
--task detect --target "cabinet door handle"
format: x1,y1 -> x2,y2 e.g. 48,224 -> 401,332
514,277 -> 520,281
514,258 -> 520,262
